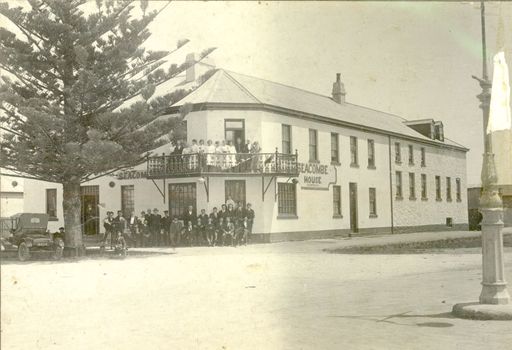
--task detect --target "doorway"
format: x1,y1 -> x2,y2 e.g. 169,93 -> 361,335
225,180 -> 246,207
349,182 -> 358,233
225,119 -> 245,152
81,185 -> 99,236
168,183 -> 197,219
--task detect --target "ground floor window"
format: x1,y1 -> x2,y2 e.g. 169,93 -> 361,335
225,180 -> 246,207
421,174 -> 427,200
446,177 -> 452,201
333,185 -> 341,217
121,185 -> 134,219
278,183 -> 297,216
46,188 -> 57,219
435,176 -> 442,201
369,187 -> 377,217
169,183 -> 197,219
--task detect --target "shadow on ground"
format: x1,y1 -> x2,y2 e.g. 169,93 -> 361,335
329,311 -> 455,328
327,235 -> 512,255
0,249 -> 174,265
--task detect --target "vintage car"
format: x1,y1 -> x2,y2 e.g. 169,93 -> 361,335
0,213 -> 64,261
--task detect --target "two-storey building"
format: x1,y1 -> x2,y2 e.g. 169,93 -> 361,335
23,69 -> 469,242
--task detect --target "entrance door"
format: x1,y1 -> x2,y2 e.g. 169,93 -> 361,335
168,183 -> 197,219
81,185 -> 99,236
349,182 -> 358,233
225,180 -> 246,207
225,119 -> 245,151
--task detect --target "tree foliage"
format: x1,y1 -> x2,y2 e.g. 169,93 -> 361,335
0,0 -> 216,184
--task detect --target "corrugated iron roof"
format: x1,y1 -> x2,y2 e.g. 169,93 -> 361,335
174,69 -> 467,150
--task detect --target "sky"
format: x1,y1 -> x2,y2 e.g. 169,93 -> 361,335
3,1 -> 512,185
139,1 -> 512,186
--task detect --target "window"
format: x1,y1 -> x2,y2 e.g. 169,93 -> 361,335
408,145 -> 414,165
121,185 -> 134,219
168,183 -> 197,219
278,183 -> 297,216
331,133 -> 339,163
225,180 -> 246,207
421,147 -> 426,167
421,174 -> 427,200
446,177 -> 452,201
282,124 -> 292,154
46,189 -> 57,219
350,136 -> 358,166
309,129 -> 318,161
367,139 -> 375,168
435,176 -> 442,201
333,185 -> 342,217
395,171 -> 403,199
409,172 -> 416,200
369,187 -> 377,217
456,178 -> 462,202
394,142 -> 401,164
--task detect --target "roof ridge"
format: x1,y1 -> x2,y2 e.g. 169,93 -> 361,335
221,69 -> 262,104
223,69 -> 335,101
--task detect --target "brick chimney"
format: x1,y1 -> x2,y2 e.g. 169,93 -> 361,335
332,73 -> 346,104
185,53 -> 195,83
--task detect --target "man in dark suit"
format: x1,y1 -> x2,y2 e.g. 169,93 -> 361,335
182,205 -> 196,228
209,207 -> 220,226
245,203 -> 255,235
145,209 -> 153,246
150,208 -> 161,246
161,210 -> 171,246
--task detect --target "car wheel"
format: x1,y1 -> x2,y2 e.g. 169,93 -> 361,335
18,242 -> 30,262
52,240 -> 64,260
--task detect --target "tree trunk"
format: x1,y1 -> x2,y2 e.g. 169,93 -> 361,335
62,180 -> 84,256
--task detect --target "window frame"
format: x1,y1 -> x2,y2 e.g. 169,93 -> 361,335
421,174 -> 428,200
369,187 -> 377,217
277,182 -> 298,218
409,172 -> 416,200
394,142 -> 401,164
367,139 -> 376,169
350,136 -> 359,167
330,132 -> 340,164
456,178 -> 462,202
309,129 -> 318,162
395,171 -> 403,199
282,124 -> 292,155
408,144 -> 414,165
446,177 -> 452,202
420,147 -> 426,167
333,185 -> 342,218
435,176 -> 442,201
121,185 -> 135,219
46,188 -> 57,220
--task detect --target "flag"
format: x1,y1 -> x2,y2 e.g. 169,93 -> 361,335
487,51 -> 512,134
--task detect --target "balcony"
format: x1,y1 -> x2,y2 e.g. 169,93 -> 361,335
147,151 -> 299,179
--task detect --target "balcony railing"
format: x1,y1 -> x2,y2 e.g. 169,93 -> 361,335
147,151 -> 299,178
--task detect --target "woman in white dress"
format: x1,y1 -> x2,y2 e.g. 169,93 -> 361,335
227,140 -> 237,169
206,139 -> 216,169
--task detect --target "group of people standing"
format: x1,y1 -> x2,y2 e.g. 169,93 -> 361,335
102,199 -> 255,248
169,138 -> 262,171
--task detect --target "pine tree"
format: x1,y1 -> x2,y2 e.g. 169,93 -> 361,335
0,0 -> 215,254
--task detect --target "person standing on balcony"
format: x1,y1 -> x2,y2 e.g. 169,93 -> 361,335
206,139 -> 215,170
227,140 -> 237,169
198,139 -> 206,170
250,141 -> 261,172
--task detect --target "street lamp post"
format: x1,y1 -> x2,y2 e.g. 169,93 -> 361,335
474,0 -> 510,305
